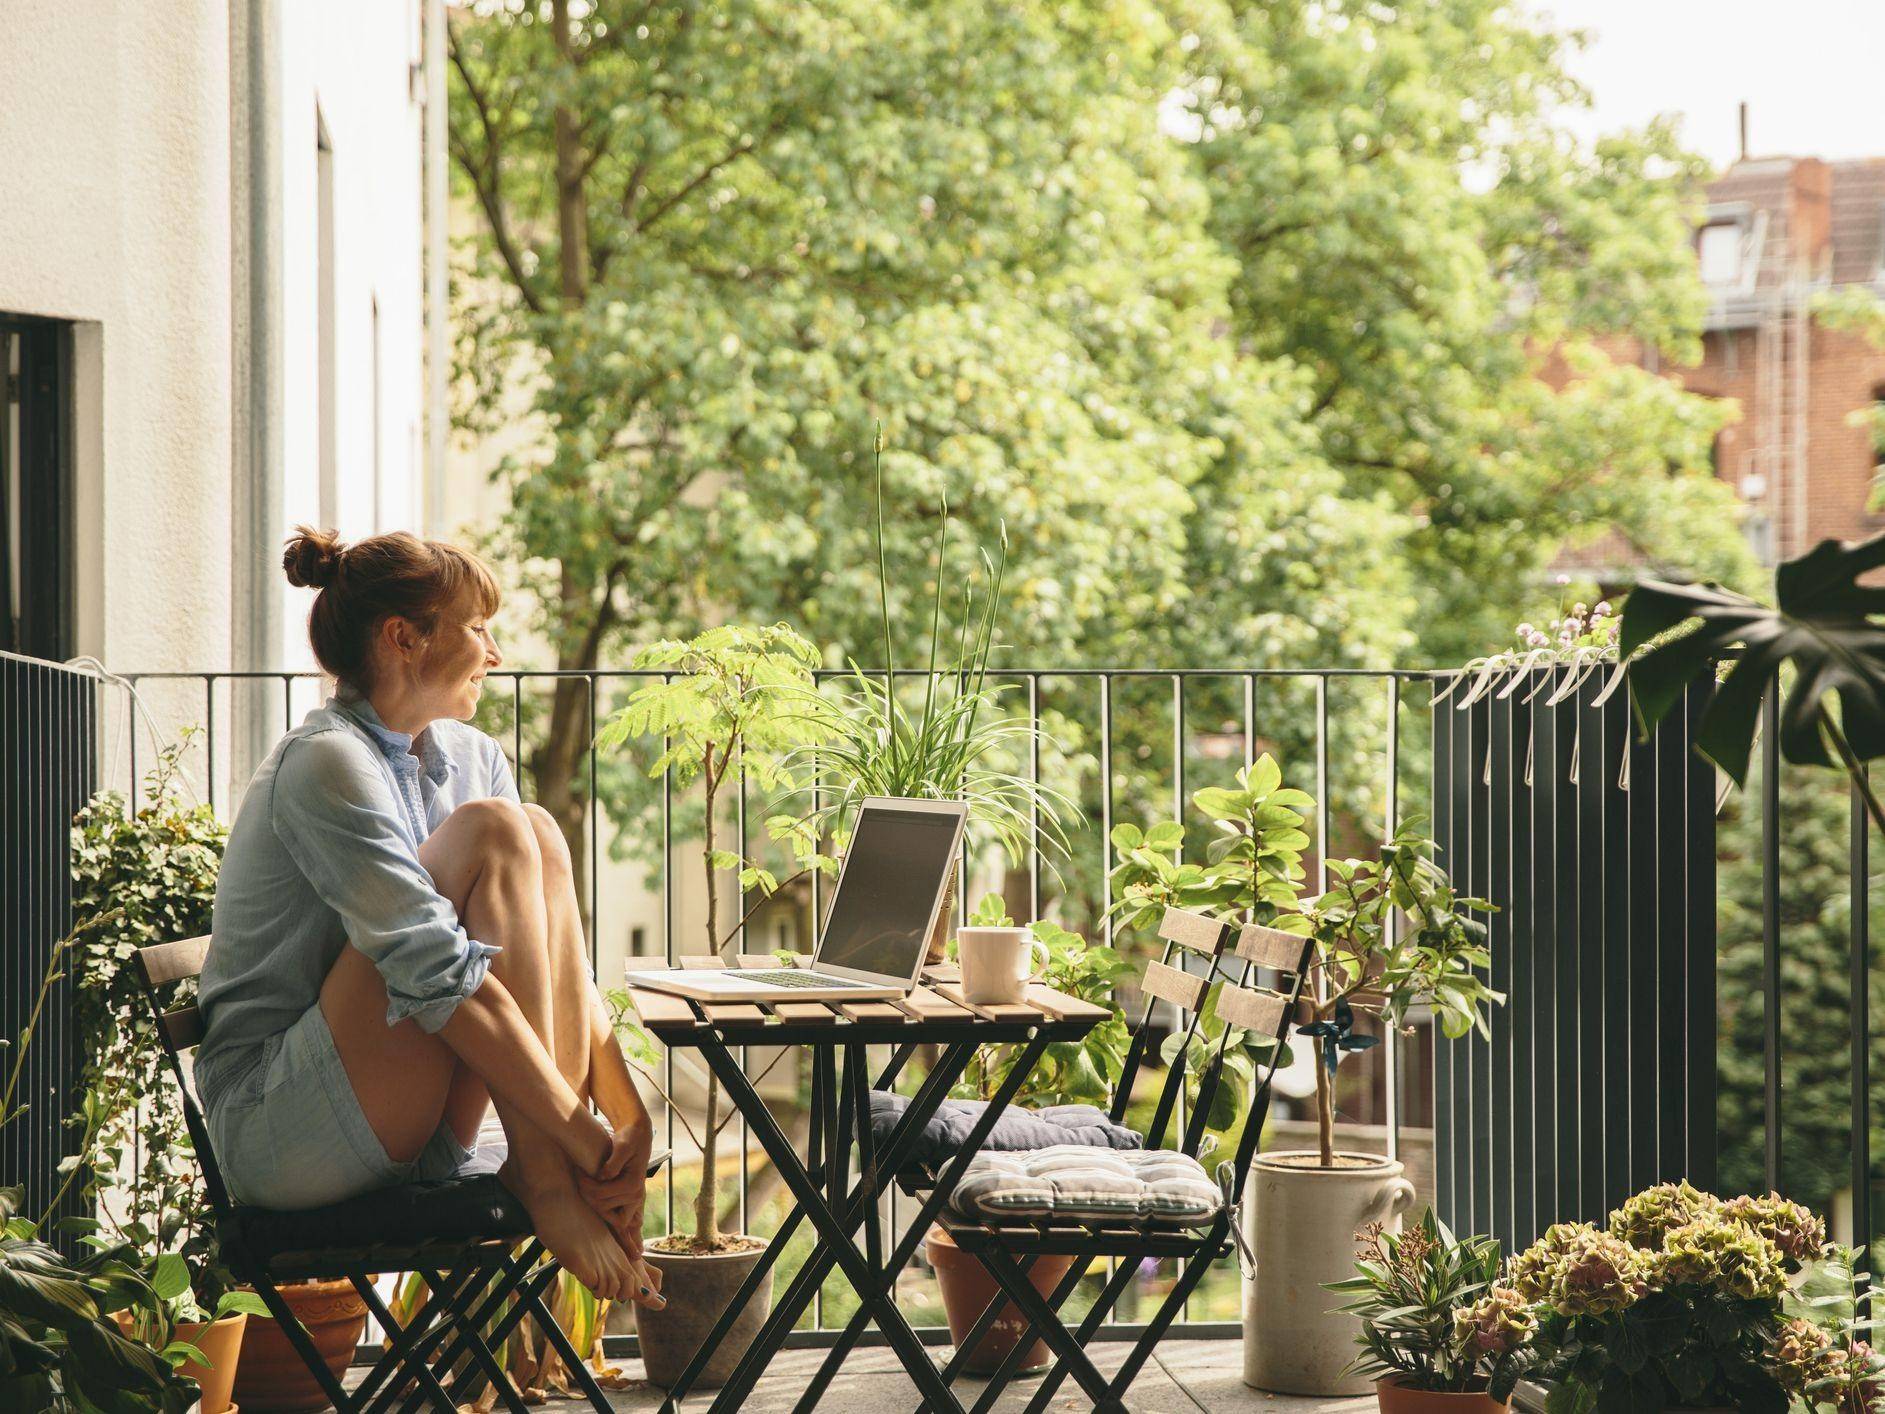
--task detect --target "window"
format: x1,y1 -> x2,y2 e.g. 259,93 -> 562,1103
1698,221 -> 1743,285
0,315 -> 74,657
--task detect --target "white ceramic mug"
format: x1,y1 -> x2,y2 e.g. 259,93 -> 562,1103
957,926 -> 1050,1005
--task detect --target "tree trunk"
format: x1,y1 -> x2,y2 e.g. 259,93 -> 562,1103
693,771 -> 723,1247
1314,1054 -> 1336,1167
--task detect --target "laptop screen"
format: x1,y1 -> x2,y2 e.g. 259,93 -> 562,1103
815,804 -> 962,978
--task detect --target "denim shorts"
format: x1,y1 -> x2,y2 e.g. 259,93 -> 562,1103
204,1002 -> 496,1210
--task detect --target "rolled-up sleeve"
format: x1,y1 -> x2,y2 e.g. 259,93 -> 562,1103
270,732 -> 498,1032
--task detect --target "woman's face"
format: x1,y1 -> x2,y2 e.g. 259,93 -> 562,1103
414,593 -> 502,721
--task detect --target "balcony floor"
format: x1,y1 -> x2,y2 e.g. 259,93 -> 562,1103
595,1339 -> 1371,1411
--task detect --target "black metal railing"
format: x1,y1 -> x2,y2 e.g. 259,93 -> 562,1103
9,649 -> 1876,1337
99,663 -> 1432,1338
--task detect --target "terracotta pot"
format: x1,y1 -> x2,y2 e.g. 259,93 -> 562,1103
925,1226 -> 1077,1375
1242,1151 -> 1418,1397
117,1310 -> 248,1414
1376,1375 -> 1509,1413
231,1278 -> 368,1413
635,1240 -> 774,1390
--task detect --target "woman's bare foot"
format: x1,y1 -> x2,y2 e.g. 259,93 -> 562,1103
500,1156 -> 636,1301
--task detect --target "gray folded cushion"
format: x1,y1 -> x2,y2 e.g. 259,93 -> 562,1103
870,1090 -> 1141,1166
949,1146 -> 1223,1226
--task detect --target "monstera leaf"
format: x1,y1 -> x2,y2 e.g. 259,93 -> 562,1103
1621,534 -> 1885,791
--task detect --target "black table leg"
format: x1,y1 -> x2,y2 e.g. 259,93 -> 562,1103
708,1037 -> 981,1411
791,1033 -> 1053,1413
695,1033 -> 1000,1414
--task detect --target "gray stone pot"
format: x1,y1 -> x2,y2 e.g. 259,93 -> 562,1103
635,1240 -> 774,1390
1241,1150 -> 1416,1396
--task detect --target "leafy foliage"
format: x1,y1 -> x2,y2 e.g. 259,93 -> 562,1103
1328,1208 -> 1519,1393
0,1187 -> 196,1414
597,624 -> 833,1249
67,737 -> 231,1310
950,903 -> 1133,1109
1623,534 -> 1885,796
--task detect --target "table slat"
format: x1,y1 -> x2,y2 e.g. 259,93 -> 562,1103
921,963 -> 962,984
767,1001 -> 840,1025
896,986 -> 978,1023
929,982 -> 1036,1025
701,1001 -> 770,1027
680,955 -> 729,970
624,987 -> 699,1028
1022,984 -> 1113,1024
734,953 -> 791,970
836,1000 -> 909,1023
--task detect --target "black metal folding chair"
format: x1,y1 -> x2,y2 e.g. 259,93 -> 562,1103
132,934 -> 667,1414
907,905 -> 1310,1414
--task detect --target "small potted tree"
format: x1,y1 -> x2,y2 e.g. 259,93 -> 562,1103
1112,758 -> 1501,1397
1329,1208 -> 1528,1412
596,622 -> 833,1389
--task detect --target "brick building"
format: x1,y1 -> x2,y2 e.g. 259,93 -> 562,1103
1660,156 -> 1885,563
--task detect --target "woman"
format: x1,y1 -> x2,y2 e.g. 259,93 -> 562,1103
194,526 -> 663,1308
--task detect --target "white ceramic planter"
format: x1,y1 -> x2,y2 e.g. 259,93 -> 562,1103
1241,1150 -> 1416,1396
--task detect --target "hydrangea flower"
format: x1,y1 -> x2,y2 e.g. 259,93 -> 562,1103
1771,1318 -> 1840,1396
1510,1223 -> 1649,1317
1608,1180 -> 1722,1250
1719,1193 -> 1826,1265
1652,1217 -> 1786,1300
1453,1285 -> 1537,1359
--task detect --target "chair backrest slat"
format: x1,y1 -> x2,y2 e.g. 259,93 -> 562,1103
161,1006 -> 207,1051
1233,922 -> 1308,972
128,934 -> 232,1216
1213,984 -> 1288,1034
135,934 -> 211,987
1157,907 -> 1231,957
1138,959 -> 1208,1013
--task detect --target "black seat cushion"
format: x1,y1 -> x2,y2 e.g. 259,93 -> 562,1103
220,1173 -> 531,1272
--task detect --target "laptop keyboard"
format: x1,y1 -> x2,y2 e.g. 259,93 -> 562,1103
743,969 -> 874,990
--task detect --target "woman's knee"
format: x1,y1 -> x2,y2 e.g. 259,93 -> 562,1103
447,796 -> 541,871
521,803 -> 573,888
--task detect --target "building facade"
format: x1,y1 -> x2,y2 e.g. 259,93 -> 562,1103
0,0 -> 445,780
1674,156 -> 1885,562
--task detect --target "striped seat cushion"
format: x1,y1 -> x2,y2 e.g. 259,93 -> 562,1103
949,1145 -> 1222,1227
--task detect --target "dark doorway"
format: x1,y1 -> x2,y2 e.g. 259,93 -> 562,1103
1,314 -> 76,659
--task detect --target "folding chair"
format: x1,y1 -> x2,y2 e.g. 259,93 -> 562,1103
911,906 -> 1310,1414
132,935 -> 667,1414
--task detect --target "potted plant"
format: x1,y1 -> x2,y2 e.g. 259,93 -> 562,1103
69,738 -> 366,1412
1488,1183 -> 1834,1412
781,432 -> 1072,961
1111,756 -> 1501,1396
115,1251 -> 270,1414
922,895 -> 1133,1373
1,919 -> 197,1413
596,622 -> 835,1389
1329,1208 -> 1529,1412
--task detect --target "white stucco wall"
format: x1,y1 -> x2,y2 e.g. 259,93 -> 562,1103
0,0 -> 236,674
0,0 -> 428,680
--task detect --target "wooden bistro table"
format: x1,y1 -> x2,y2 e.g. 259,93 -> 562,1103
623,955 -> 1110,1414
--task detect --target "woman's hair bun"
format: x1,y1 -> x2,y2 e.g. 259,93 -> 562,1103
283,526 -> 346,590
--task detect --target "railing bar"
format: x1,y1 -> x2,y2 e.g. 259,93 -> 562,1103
1100,675 -> 1114,948
1384,675 -> 1400,1164
1028,672 -> 1040,923
737,740 -> 750,1237
1854,768 -> 1872,1274
205,677 -> 216,812
588,673 -> 599,975
1762,682 -> 1782,1192
662,674 -> 675,1233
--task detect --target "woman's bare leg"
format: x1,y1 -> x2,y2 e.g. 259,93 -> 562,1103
521,805 -> 658,1267
319,796 -> 633,1297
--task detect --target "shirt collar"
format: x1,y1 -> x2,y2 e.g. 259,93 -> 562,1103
331,689 -> 458,786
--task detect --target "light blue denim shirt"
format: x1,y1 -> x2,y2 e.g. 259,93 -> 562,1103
193,691 -> 518,1113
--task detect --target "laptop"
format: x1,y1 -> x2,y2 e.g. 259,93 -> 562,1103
621,796 -> 968,1003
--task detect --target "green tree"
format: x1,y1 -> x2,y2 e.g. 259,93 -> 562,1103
447,0 -> 1395,878
1178,0 -> 1760,663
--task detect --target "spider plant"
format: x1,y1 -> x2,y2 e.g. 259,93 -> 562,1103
782,432 -> 1073,890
